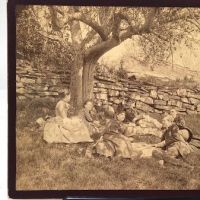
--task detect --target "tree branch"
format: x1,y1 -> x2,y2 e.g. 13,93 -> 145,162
66,12 -> 108,41
81,29 -> 97,47
30,7 -> 70,48
84,38 -> 118,60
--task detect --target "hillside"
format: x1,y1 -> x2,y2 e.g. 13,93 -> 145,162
98,37 -> 200,83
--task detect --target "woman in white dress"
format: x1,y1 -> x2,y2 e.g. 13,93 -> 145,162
43,89 -> 93,144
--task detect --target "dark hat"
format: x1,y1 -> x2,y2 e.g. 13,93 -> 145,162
116,102 -> 125,114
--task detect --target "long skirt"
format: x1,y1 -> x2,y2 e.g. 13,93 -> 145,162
43,116 -> 93,144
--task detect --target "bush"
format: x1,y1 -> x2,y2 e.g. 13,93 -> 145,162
116,66 -> 128,80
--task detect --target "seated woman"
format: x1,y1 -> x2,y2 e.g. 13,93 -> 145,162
79,100 -> 101,135
93,105 -> 141,159
43,89 -> 93,144
152,116 -> 194,168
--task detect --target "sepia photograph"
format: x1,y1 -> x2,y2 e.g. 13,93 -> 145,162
14,4 -> 200,192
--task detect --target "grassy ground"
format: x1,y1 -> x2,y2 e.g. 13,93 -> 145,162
16,98 -> 200,190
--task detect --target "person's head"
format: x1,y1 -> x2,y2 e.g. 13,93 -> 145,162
104,105 -> 115,119
59,89 -> 71,102
170,109 -> 177,118
162,118 -> 171,129
174,116 -> 186,128
125,109 -> 136,122
84,100 -> 93,111
116,103 -> 126,122
116,111 -> 126,122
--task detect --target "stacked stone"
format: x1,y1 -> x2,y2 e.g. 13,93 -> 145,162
94,74 -> 200,115
94,75 -> 129,107
16,59 -> 200,115
16,59 -> 70,100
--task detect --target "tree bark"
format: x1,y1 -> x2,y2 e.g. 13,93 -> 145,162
70,50 -> 84,112
69,15 -> 83,113
82,58 -> 97,104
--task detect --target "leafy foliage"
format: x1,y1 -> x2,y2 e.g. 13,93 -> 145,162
16,6 -> 73,70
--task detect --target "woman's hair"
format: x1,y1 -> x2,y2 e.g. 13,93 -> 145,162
84,99 -> 93,107
124,109 -> 136,123
174,116 -> 186,127
116,103 -> 125,115
59,88 -> 70,98
104,105 -> 115,119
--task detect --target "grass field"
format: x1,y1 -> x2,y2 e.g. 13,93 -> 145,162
16,98 -> 200,190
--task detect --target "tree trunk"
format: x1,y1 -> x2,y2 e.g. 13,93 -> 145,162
82,58 -> 97,104
69,16 -> 83,113
70,50 -> 84,112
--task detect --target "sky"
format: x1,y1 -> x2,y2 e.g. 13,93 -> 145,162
99,34 -> 200,72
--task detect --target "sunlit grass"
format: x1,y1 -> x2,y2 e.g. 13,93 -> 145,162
16,98 -> 200,190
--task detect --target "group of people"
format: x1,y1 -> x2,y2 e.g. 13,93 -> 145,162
42,88 -> 197,168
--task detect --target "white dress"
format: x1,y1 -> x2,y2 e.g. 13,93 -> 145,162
43,100 -> 93,144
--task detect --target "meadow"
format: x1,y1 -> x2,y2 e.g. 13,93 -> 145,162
16,98 -> 200,190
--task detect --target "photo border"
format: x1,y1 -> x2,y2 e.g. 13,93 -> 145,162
8,0 -> 200,198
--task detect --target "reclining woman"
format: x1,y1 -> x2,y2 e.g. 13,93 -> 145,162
43,89 -> 93,144
152,116 -> 194,168
93,105 -> 141,159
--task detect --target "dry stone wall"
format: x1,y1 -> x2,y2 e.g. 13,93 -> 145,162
16,59 -> 200,114
16,59 -> 70,100
93,73 -> 200,115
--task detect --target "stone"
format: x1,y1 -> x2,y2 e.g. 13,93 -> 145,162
24,93 -> 33,98
154,100 -> 167,105
36,77 -> 42,84
154,105 -> 171,111
177,89 -> 187,96
16,88 -> 26,94
197,104 -> 200,112
181,97 -> 189,103
96,93 -> 108,100
43,86 -> 48,91
170,95 -> 181,100
154,109 -> 163,114
176,107 -> 187,112
187,92 -> 200,100
158,93 -> 170,101
150,90 -> 157,98
16,75 -> 20,82
129,102 -> 136,108
113,98 -> 121,104
43,91 -> 59,96
18,95 -> 26,100
142,97 -> 154,105
136,101 -> 154,112
186,110 -> 198,115
109,90 -> 119,97
119,91 -> 126,96
189,98 -> 200,105
157,94 -> 164,100
21,78 -> 35,84
182,103 -> 195,111
130,93 -> 140,100
168,100 -> 182,108
16,82 -> 23,88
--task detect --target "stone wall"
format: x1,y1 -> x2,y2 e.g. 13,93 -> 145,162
93,73 -> 200,115
16,59 -> 70,100
16,59 -> 200,114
